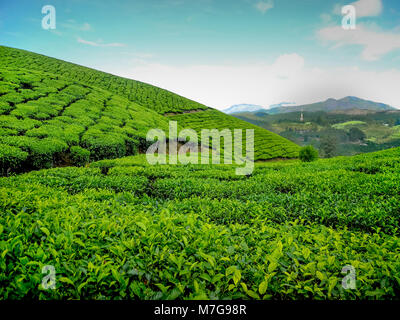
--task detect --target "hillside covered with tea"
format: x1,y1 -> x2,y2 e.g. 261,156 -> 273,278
0,46 -> 300,174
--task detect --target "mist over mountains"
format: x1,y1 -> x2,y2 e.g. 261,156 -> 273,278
223,104 -> 265,114
224,97 -> 395,115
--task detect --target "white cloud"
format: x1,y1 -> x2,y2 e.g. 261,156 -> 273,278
77,37 -> 126,47
334,0 -> 383,18
104,54 -> 400,110
61,21 -> 93,32
318,24 -> 400,61
254,0 -> 274,14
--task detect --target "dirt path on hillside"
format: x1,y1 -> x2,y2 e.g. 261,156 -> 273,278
164,108 -> 209,116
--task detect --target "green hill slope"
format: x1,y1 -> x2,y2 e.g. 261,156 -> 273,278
0,67 -> 170,173
0,46 -> 208,114
0,46 -> 299,173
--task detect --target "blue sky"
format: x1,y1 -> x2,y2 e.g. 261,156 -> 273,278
1,0 -> 400,109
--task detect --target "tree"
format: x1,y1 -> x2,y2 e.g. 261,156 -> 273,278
316,115 -> 327,126
348,127 -> 366,142
320,136 -> 337,158
299,145 -> 319,162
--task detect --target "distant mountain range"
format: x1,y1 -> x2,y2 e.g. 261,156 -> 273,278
223,102 -> 297,114
224,97 -> 395,115
263,97 -> 396,115
269,102 -> 297,110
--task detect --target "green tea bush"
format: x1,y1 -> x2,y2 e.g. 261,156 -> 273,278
0,83 -> 18,94
0,143 -> 28,173
0,92 -> 25,104
70,146 -> 90,167
299,145 -> 319,162
0,136 -> 69,169
0,101 -> 12,115
82,132 -> 127,161
29,138 -> 69,169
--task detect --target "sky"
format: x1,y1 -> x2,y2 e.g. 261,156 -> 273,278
1,0 -> 400,109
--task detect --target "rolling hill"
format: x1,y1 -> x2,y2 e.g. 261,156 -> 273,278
0,46 -> 300,174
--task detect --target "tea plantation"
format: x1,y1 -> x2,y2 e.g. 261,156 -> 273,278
0,148 -> 399,299
0,46 -> 300,173
0,46 -> 399,300
0,67 -> 172,174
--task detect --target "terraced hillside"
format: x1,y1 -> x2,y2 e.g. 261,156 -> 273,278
1,148 -> 399,299
0,67 -> 170,174
0,46 -> 300,173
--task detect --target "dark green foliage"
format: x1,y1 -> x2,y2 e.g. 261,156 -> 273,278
348,127 -> 366,142
70,146 -> 90,167
299,145 -> 318,162
320,136 -> 337,158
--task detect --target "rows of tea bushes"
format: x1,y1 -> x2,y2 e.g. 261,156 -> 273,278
168,109 -> 300,160
0,68 -> 170,173
1,148 -> 399,299
0,46 -> 208,114
0,46 -> 300,170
